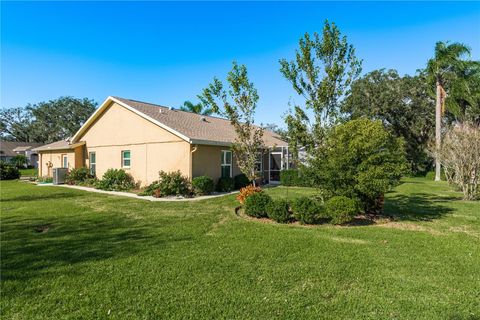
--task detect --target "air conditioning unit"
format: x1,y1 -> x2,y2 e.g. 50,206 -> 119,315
53,168 -> 68,185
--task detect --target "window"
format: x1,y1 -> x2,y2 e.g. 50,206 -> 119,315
221,150 -> 232,178
254,152 -> 263,173
62,154 -> 68,168
122,150 -> 131,168
89,152 -> 96,176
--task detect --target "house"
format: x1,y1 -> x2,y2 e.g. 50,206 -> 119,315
0,141 -> 43,168
35,96 -> 291,185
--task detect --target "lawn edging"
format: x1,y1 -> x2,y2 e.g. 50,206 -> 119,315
37,183 -> 238,202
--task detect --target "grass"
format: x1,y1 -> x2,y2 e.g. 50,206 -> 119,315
19,168 -> 37,177
1,178 -> 479,319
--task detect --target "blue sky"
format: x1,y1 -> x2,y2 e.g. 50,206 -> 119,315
2,1 -> 479,126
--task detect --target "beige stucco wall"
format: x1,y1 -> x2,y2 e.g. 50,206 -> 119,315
77,102 -> 191,185
192,145 -> 241,182
38,145 -> 85,178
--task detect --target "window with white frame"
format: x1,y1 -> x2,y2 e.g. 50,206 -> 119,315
61,154 -> 68,168
89,152 -> 96,176
122,150 -> 131,168
221,150 -> 232,178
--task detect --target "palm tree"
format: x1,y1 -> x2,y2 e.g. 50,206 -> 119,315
179,101 -> 213,116
427,41 -> 471,181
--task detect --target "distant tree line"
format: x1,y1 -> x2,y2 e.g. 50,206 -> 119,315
0,97 -> 97,143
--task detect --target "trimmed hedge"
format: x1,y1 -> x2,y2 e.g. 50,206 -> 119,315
325,196 -> 357,225
266,199 -> 291,223
291,196 -> 325,224
244,192 -> 272,218
192,176 -> 214,195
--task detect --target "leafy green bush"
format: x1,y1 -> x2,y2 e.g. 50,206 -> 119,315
425,170 -> 446,181
217,177 -> 234,192
0,162 -> 20,180
244,191 -> 272,218
66,167 -> 93,185
156,171 -> 191,197
266,199 -> 291,223
280,168 -> 315,187
291,196 -> 325,224
96,169 -> 136,191
325,196 -> 358,225
314,119 -> 408,214
10,155 -> 28,168
192,176 -> 214,195
234,173 -> 250,189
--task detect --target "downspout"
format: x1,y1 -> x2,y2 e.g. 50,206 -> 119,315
190,144 -> 198,180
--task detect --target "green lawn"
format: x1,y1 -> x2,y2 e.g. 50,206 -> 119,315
1,178 -> 479,319
19,168 -> 37,177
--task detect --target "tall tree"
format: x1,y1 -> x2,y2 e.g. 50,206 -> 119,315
279,20 -> 361,155
427,41 -> 471,181
0,97 -> 97,143
179,101 -> 213,115
199,62 -> 264,186
342,69 -> 435,174
0,107 -> 34,142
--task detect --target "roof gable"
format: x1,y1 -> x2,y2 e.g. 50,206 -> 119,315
71,96 -> 287,147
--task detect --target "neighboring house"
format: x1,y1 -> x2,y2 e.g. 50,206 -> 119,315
0,141 -> 43,168
35,96 -> 291,185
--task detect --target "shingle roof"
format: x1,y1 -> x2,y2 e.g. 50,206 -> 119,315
33,140 -> 85,152
112,97 -> 287,147
0,141 -> 43,157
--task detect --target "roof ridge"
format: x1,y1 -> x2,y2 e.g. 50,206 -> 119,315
115,96 -> 235,122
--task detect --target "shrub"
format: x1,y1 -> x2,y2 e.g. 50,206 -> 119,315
325,196 -> 358,225
244,191 -> 272,218
234,173 -> 250,189
280,169 -> 298,186
266,199 -> 291,223
0,162 -> 20,180
314,119 -> 408,214
138,181 -> 160,196
10,155 -> 28,168
291,196 -> 325,224
236,185 -> 262,204
37,176 -> 53,183
96,169 -> 136,191
156,171 -> 191,197
425,169 -> 446,181
66,167 -> 93,185
280,168 -> 316,187
192,176 -> 215,195
217,177 -> 234,192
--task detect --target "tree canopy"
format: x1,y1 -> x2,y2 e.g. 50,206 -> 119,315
199,62 -> 264,185
1,97 -> 97,143
342,69 -> 435,174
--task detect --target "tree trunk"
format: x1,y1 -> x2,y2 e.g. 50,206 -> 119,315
435,81 -> 442,182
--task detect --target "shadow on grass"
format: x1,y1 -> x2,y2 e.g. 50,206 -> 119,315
1,191 -> 82,202
1,212 -> 192,282
384,193 -> 456,221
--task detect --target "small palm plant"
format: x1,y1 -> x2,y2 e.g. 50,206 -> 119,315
179,101 -> 213,116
